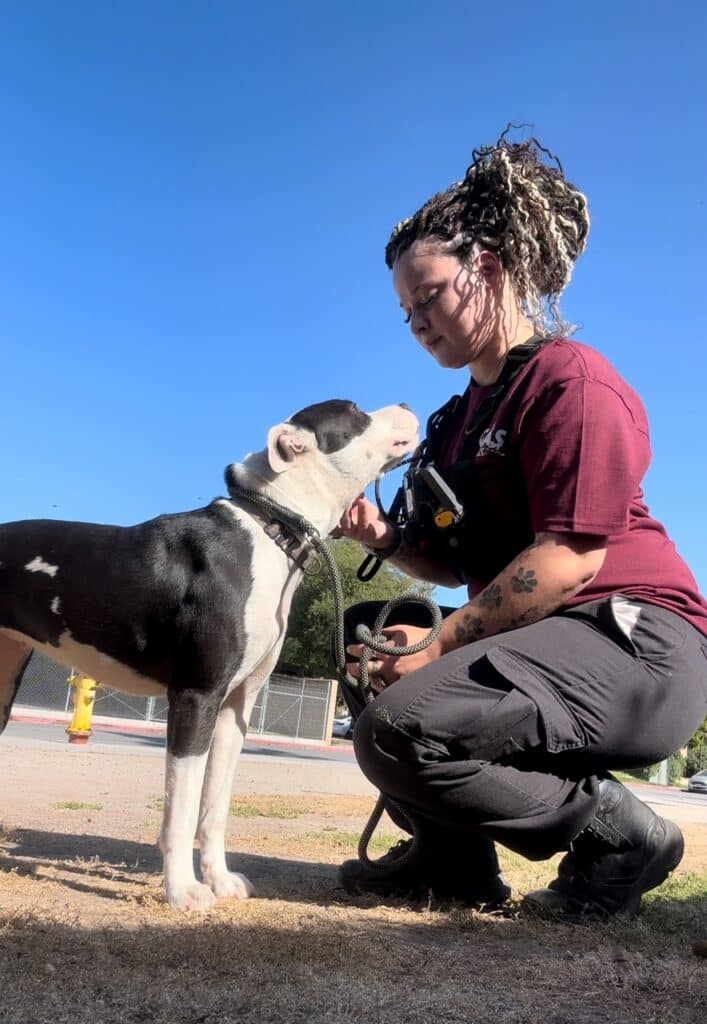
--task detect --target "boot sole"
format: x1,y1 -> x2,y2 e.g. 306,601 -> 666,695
339,866 -> 511,907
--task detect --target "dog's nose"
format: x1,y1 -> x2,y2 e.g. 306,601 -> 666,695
398,402 -> 411,411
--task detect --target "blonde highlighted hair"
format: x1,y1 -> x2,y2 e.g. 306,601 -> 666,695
385,133 -> 590,334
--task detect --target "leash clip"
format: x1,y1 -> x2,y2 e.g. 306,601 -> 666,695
264,519 -> 321,575
264,520 -> 296,553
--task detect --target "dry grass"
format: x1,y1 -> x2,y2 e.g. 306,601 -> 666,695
228,794 -> 377,819
146,793 -> 378,819
1,796 -> 705,1024
54,800 -> 104,812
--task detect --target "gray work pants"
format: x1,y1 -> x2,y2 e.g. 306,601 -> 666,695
341,597 -> 707,859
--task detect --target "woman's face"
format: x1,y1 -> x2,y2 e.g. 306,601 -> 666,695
392,241 -> 501,370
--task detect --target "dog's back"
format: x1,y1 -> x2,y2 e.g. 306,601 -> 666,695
0,503 -> 256,693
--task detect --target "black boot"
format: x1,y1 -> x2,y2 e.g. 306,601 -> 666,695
524,776 -> 684,922
339,834 -> 511,907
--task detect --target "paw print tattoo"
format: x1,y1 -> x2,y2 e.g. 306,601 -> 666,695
454,613 -> 486,645
480,584 -> 502,610
511,568 -> 538,593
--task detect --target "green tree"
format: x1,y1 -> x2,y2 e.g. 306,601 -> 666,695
686,716 -> 707,776
277,538 -> 436,679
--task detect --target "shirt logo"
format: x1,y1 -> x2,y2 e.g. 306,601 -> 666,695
478,426 -> 507,456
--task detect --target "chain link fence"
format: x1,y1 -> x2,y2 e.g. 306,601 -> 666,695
249,674 -> 335,741
13,651 -> 338,743
13,650 -> 73,713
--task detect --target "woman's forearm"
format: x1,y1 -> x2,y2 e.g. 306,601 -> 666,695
438,531 -> 607,653
388,538 -> 463,588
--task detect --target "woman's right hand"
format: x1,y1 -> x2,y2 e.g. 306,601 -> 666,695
338,494 -> 397,550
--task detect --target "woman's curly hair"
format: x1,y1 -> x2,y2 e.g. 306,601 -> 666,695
385,133 -> 590,334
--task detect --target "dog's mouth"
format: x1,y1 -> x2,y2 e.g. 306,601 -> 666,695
370,407 -> 419,475
392,424 -> 419,452
380,434 -> 418,473
380,455 -> 406,474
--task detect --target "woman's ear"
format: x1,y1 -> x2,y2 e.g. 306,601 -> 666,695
476,249 -> 504,288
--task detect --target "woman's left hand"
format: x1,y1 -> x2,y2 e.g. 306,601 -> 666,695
345,624 -> 444,692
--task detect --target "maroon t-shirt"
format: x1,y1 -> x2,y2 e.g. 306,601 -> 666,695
438,338 -> 707,637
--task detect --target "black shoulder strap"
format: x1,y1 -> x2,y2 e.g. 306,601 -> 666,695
416,393 -> 463,467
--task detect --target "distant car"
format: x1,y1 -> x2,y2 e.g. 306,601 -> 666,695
332,714 -> 353,739
687,769 -> 707,793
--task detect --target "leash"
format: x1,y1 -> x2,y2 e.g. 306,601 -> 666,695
226,474 -> 443,874
333,593 -> 442,873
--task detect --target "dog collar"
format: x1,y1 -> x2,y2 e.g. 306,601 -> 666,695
225,475 -> 321,574
262,519 -> 320,573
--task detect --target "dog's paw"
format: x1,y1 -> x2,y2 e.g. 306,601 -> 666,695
207,870 -> 255,900
167,881 -> 217,913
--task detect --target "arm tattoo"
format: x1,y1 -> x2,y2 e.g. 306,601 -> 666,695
479,583 -> 502,610
454,612 -> 486,646
451,555 -> 589,648
511,568 -> 538,593
507,605 -> 540,630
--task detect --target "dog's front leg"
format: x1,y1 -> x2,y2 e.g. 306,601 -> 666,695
160,688 -> 221,911
198,680 -> 262,900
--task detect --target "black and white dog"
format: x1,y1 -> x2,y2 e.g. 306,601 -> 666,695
0,399 -> 418,910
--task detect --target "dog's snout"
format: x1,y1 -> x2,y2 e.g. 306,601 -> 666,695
398,402 -> 411,411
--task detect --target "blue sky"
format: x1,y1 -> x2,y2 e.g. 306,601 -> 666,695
1,2 -> 706,606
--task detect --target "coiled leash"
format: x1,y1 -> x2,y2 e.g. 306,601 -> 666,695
226,474 -> 443,874
331,592 -> 442,873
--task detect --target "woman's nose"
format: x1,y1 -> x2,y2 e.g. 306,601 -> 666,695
410,308 -> 428,337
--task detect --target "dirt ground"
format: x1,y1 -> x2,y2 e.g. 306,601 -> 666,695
1,737 -> 705,1024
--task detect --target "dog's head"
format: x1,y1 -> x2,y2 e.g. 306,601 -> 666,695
229,399 -> 419,535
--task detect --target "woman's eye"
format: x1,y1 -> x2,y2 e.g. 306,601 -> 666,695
403,292 -> 436,324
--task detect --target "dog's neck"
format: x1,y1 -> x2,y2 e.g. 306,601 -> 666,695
225,454 -> 350,539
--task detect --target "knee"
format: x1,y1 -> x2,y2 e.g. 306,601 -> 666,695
352,698 -> 445,793
352,702 -> 381,781
352,701 -> 407,791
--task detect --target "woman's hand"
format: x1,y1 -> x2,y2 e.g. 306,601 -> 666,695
338,494 -> 396,550
346,624 -> 444,692
339,495 -> 463,589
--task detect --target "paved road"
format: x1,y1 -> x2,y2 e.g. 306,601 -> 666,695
3,718 -> 356,764
629,781 -> 707,812
4,718 -> 706,821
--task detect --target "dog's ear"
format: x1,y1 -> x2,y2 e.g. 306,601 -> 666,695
266,424 -> 315,474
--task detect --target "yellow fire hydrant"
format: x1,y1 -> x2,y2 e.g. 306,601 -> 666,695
66,674 -> 98,745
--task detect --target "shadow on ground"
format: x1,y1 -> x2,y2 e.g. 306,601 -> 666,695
0,826 -> 348,905
1,826 -> 705,925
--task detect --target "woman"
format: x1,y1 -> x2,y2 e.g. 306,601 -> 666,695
336,136 -> 707,921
